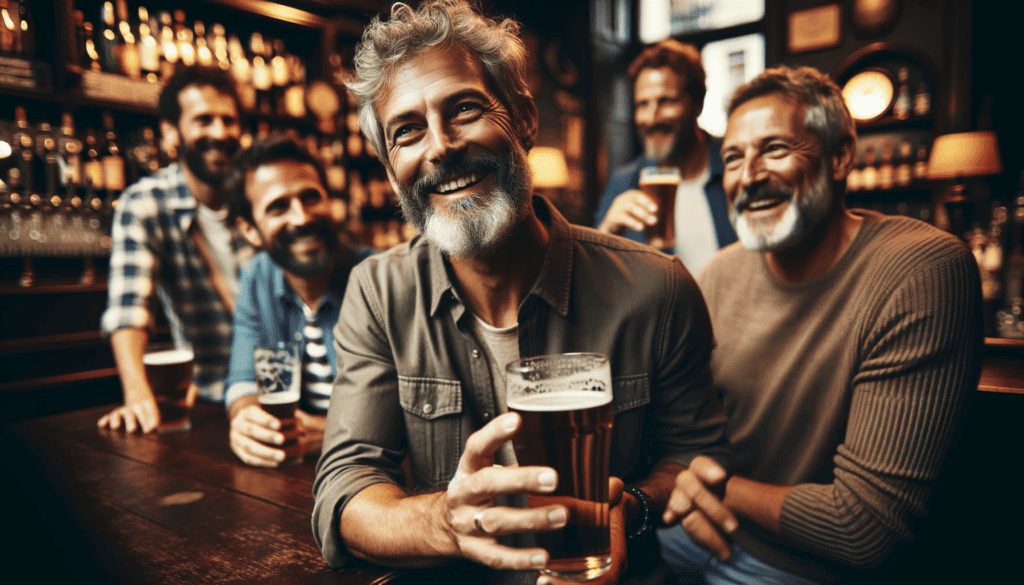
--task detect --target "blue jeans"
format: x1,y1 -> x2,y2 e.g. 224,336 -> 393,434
656,525 -> 822,585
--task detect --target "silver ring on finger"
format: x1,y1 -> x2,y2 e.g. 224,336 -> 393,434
474,510 -> 491,535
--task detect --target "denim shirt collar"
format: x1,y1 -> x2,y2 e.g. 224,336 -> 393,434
272,257 -> 344,316
428,195 -> 573,319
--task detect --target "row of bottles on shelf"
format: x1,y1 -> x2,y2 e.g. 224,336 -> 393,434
0,0 -> 34,60
0,105 -> 410,261
971,173 -> 1024,339
847,138 -> 930,192
77,1 -> 308,117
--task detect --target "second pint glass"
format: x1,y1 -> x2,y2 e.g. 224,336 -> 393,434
638,166 -> 681,249
254,344 -> 303,466
143,342 -> 194,432
506,353 -> 614,582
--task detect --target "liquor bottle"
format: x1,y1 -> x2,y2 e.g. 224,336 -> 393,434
98,2 -> 121,74
228,34 -> 255,110
115,0 -> 140,79
893,67 -> 911,120
82,21 -> 102,71
138,7 -> 161,83
175,10 -> 196,67
895,140 -> 913,188
0,0 -> 18,56
137,127 -> 160,175
271,39 -> 290,114
861,146 -> 878,190
159,12 -> 178,80
195,21 -> 213,67
12,107 -> 33,197
211,24 -> 229,71
284,53 -> 307,118
82,129 -> 105,192
16,0 -> 32,59
878,140 -> 895,190
913,143 -> 929,182
914,81 -> 931,117
101,113 -> 125,194
996,175 -> 1024,338
58,113 -> 83,192
250,33 -> 273,114
35,121 -> 58,200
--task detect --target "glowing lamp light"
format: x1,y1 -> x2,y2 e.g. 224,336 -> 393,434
528,147 -> 569,189
842,70 -> 895,122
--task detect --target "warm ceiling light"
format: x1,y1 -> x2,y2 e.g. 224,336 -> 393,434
842,69 -> 894,122
528,147 -> 569,189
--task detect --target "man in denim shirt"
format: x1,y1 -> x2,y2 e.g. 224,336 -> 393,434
221,138 -> 372,467
313,2 -> 729,583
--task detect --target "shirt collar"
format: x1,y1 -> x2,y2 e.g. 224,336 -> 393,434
274,255 -> 348,315
427,195 -> 574,319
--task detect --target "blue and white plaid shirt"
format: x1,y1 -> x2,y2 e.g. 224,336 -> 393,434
101,163 -> 249,402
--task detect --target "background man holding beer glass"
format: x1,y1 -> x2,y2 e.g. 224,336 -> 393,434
313,1 -> 730,583
221,138 -> 373,467
99,66 -> 247,433
594,40 -> 736,277
657,67 -> 983,583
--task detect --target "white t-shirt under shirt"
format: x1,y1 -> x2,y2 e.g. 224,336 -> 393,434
195,202 -> 239,297
672,165 -> 717,278
470,313 -> 520,467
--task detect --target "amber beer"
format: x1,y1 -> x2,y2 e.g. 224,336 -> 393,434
254,346 -> 303,465
638,166 -> 681,249
142,347 -> 194,432
506,353 -> 613,582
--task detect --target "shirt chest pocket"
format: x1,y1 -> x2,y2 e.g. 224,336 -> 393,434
398,376 -> 464,488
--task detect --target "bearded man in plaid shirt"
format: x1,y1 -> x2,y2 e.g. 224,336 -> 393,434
99,66 -> 251,433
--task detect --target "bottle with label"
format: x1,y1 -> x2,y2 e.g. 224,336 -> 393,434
138,7 -> 161,83
101,113 -> 125,195
12,107 -> 34,198
893,67 -> 911,120
82,21 -> 102,71
0,0 -> 19,57
878,140 -> 895,190
35,122 -> 58,199
895,140 -> 913,187
115,0 -> 140,79
174,10 -> 196,68
914,81 -> 931,117
913,143 -> 930,182
82,129 -> 105,193
98,2 -> 121,74
159,11 -> 178,80
58,113 -> 83,192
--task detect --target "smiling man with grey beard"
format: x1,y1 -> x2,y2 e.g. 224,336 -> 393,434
312,2 -> 732,584
657,66 -> 983,585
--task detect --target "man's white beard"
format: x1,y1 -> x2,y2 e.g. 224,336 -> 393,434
731,167 -> 832,252
423,189 -> 520,258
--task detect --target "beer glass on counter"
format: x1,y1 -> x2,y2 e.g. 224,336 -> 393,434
639,166 -> 681,249
143,342 -> 194,432
254,344 -> 304,465
506,353 -> 614,582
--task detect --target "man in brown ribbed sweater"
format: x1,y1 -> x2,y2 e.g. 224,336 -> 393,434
656,66 -> 983,583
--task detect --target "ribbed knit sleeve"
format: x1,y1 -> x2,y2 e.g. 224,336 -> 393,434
778,236 -> 983,568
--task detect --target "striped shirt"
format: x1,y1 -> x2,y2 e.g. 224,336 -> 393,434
101,164 -> 249,401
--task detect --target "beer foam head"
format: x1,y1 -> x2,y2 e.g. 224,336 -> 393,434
638,175 -> 682,186
507,390 -> 611,412
258,390 -> 300,404
143,348 -> 194,365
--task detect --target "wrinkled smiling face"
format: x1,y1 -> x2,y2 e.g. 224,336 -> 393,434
375,46 -> 533,258
721,94 -> 834,252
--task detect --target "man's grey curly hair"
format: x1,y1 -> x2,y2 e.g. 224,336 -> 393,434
346,0 -> 536,165
728,66 -> 857,159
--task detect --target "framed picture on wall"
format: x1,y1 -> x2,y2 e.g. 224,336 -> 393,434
788,4 -> 842,54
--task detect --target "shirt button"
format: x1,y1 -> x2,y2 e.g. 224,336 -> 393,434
481,412 -> 492,422
472,349 -> 481,358
422,403 -> 434,415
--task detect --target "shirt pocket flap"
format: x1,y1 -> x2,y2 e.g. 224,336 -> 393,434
398,376 -> 463,420
612,374 -> 650,413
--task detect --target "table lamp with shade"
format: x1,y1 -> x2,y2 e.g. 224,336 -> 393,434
927,131 -> 1003,239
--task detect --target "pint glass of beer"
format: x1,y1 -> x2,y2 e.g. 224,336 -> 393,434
506,353 -> 614,582
143,342 -> 194,432
638,166 -> 681,249
254,344 -> 303,465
